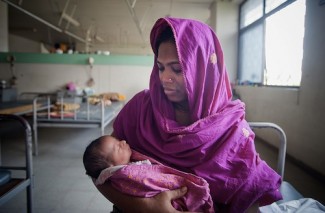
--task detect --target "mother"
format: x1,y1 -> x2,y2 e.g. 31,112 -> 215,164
96,17 -> 282,212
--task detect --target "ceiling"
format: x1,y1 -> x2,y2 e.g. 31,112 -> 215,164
5,0 -> 241,55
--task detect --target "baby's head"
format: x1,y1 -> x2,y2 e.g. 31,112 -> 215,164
83,135 -> 132,179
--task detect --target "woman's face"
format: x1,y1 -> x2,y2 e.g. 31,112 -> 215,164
100,136 -> 131,166
157,41 -> 187,103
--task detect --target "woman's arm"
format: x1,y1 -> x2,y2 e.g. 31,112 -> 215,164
96,182 -> 192,213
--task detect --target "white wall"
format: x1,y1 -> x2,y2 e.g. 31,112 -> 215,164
0,63 -> 151,102
235,0 -> 325,176
215,2 -> 238,84
209,1 -> 238,84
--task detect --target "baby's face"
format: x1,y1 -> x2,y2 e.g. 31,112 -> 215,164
100,136 -> 132,166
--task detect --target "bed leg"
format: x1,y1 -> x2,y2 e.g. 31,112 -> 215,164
33,122 -> 38,156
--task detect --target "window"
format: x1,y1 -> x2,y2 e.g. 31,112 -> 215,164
240,0 -> 263,28
238,0 -> 306,87
265,0 -> 287,13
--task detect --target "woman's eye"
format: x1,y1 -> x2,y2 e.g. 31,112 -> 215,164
171,66 -> 182,74
157,65 -> 164,72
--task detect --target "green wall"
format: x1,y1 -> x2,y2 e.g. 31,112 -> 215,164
0,52 -> 154,66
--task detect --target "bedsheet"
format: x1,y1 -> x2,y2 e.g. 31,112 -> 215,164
260,198 -> 325,213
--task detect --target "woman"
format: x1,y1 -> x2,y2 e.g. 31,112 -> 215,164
96,17 -> 282,212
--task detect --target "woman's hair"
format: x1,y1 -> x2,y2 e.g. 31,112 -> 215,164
83,136 -> 110,179
154,26 -> 175,54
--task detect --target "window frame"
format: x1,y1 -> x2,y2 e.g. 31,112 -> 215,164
237,0 -> 302,88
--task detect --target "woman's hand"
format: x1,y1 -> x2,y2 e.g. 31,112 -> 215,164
125,187 -> 201,213
145,187 -> 190,213
96,182 -> 198,213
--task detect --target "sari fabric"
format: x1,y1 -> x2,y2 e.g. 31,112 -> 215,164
113,17 -> 282,212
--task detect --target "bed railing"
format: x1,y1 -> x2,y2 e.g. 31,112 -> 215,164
0,114 -> 34,212
248,122 -> 304,203
248,122 -> 287,178
31,93 -> 124,155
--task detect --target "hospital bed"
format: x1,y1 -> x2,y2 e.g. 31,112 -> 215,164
0,114 -> 34,213
32,93 -> 124,155
0,98 -> 48,116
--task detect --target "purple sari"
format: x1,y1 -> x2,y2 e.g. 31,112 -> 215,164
113,17 -> 282,212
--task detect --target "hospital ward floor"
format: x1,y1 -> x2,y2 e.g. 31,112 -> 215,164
0,123 -> 324,213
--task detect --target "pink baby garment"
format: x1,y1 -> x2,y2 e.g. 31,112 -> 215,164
96,150 -> 214,213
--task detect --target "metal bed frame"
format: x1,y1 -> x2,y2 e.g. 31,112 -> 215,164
32,94 -> 124,155
0,114 -> 34,213
248,122 -> 303,204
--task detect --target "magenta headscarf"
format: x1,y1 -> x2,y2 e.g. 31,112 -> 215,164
113,17 -> 282,212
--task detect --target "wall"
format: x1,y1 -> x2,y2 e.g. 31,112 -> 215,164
209,1 -> 238,83
0,2 -> 8,52
235,0 -> 325,176
0,52 -> 154,101
0,62 -> 152,102
9,34 -> 41,53
215,1 -> 238,83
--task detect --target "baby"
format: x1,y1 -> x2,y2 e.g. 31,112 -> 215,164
83,135 -> 215,213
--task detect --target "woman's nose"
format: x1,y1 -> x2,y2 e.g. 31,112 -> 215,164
160,71 -> 173,83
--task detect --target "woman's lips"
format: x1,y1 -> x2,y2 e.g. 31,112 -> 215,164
164,88 -> 175,96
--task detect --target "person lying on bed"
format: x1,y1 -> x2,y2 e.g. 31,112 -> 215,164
83,135 -> 214,213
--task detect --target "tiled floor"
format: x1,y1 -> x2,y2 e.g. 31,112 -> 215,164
0,122 -> 324,213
